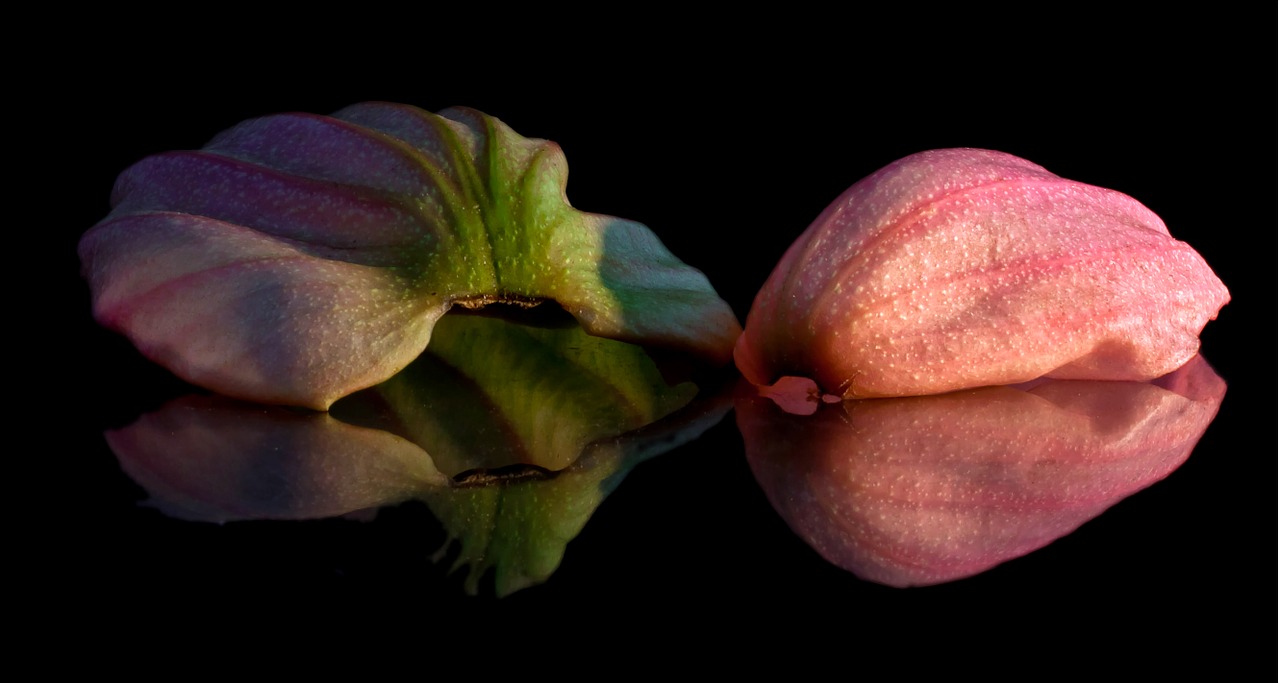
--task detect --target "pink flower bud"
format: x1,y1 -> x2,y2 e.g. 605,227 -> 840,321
735,149 -> 1229,398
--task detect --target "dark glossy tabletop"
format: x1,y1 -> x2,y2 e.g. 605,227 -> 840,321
49,22 -> 1274,667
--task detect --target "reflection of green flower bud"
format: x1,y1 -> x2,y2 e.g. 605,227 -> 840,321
80,104 -> 740,410
106,314 -> 732,597
358,313 -> 699,473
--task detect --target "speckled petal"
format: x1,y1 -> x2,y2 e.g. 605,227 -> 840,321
736,148 -> 1229,397
80,212 -> 443,409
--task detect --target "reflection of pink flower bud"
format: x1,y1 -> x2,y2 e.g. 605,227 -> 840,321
737,356 -> 1226,588
735,149 -> 1229,398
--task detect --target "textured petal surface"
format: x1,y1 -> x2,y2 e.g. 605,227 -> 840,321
736,148 -> 1229,397
81,104 -> 739,408
80,212 -> 442,409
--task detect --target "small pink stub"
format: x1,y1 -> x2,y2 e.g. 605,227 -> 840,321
759,376 -> 825,415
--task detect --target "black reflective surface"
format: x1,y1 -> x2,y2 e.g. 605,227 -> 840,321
52,25 -> 1273,667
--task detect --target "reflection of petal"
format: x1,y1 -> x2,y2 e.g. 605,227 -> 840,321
738,356 -> 1226,587
81,105 -> 740,409
107,395 -> 447,523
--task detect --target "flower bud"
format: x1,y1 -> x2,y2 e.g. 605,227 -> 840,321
79,104 -> 739,409
735,148 -> 1229,398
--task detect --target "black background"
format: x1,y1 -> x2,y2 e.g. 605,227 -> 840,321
47,13 -> 1275,668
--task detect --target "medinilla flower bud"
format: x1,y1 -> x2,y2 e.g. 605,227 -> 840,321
735,148 -> 1229,398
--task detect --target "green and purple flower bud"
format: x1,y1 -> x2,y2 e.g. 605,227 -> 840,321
80,104 -> 740,409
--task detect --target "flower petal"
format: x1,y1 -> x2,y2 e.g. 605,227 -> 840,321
81,212 -> 442,409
